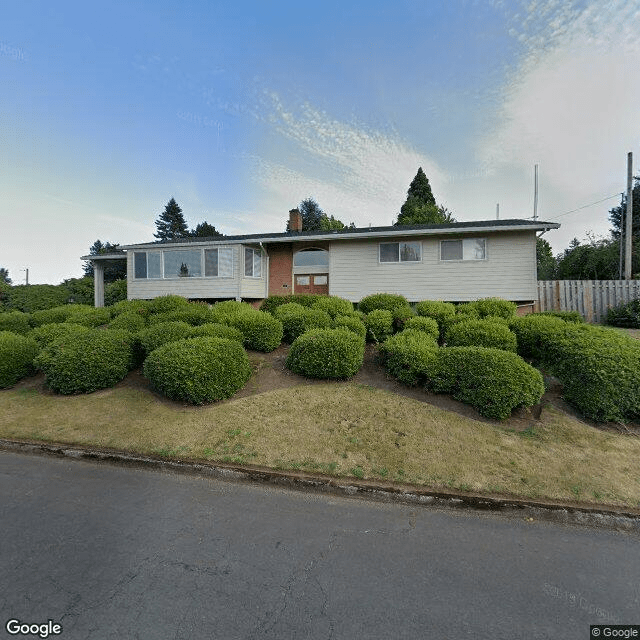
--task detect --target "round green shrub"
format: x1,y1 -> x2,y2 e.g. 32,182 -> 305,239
65,307 -> 112,327
364,309 -> 394,343
228,310 -> 284,352
332,315 -> 367,340
534,310 -> 584,324
151,303 -> 212,326
260,295 -> 296,315
445,319 -> 517,352
189,322 -> 244,343
0,331 -> 39,388
311,296 -> 354,318
143,337 -> 252,404
137,321 -> 193,355
509,314 -> 566,360
415,300 -> 456,325
605,299 -> 640,328
286,328 -> 364,379
455,302 -> 481,318
108,312 -> 147,333
147,294 -> 191,315
275,304 -> 331,343
358,293 -> 409,314
35,330 -> 132,394
28,322 -> 91,348
30,305 -> 87,327
432,346 -> 544,420
471,298 -> 518,319
0,310 -> 31,335
404,316 -> 439,341
391,305 -> 416,332
378,329 -> 438,386
109,299 -> 151,318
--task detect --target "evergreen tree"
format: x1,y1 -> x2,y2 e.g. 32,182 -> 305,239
536,237 -> 556,280
286,197 -> 351,231
154,198 -> 189,241
82,240 -> 126,283
0,267 -> 11,284
190,221 -> 223,238
395,168 -> 455,225
609,176 -> 640,241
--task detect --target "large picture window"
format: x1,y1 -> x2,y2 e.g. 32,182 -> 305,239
205,248 -> 233,277
293,248 -> 329,268
379,241 -> 421,263
440,238 -> 486,261
133,247 -> 234,279
244,247 -> 262,278
163,250 -> 202,278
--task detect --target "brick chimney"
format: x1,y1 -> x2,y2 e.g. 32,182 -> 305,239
289,208 -> 302,232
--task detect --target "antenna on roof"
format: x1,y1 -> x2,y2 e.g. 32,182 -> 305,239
533,164 -> 538,221
369,222 -> 371,229
496,203 -> 499,220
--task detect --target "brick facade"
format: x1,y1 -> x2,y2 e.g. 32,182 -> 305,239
267,244 -> 294,296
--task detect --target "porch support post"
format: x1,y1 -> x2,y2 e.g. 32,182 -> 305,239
93,261 -> 105,308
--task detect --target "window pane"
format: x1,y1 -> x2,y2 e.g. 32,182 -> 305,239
205,249 -> 218,277
163,250 -> 202,278
379,243 -> 399,262
218,248 -> 233,277
441,240 -> 463,261
400,242 -> 421,262
314,275 -> 327,285
296,276 -> 310,285
148,253 -> 162,278
253,251 -> 262,278
293,249 -> 329,267
245,248 -> 253,276
463,238 -> 486,260
134,252 -> 147,278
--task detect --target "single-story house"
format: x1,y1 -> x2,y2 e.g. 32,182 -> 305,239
83,210 -> 559,311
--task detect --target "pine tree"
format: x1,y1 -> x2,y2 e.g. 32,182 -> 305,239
154,198 -> 189,241
0,267 -> 11,284
286,198 -> 351,231
190,221 -> 223,238
395,168 -> 455,226
609,176 -> 640,241
82,240 -> 126,283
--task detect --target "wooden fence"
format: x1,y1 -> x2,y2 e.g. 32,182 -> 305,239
535,280 -> 640,323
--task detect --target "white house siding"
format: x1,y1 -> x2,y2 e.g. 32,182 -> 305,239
240,276 -> 267,299
328,231 -> 537,302
127,246 -> 242,300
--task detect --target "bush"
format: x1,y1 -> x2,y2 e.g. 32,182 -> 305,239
332,315 -> 367,340
148,304 -> 212,326
147,295 -> 191,315
378,329 -> 438,386
228,310 -> 284,352
454,302 -> 481,318
137,321 -> 193,356
62,277 -> 94,306
35,330 -> 132,394
391,305 -> 416,332
509,315 -> 566,360
109,299 -> 151,318
358,293 -> 409,314
415,300 -> 456,325
605,298 -> 640,328
275,304 -> 331,343
104,279 -> 128,306
189,322 -> 244,343
311,296 -> 354,318
0,332 -> 39,388
259,294 -> 324,315
432,347 -> 544,420
108,312 -> 147,333
3,284 -> 69,312
445,319 -> 517,352
534,310 -> 584,324
143,337 -> 252,404
28,322 -> 91,348
286,328 -> 364,379
65,306 -> 112,328
403,316 -> 439,341
0,310 -> 31,335
470,298 -> 518,319
208,300 -> 253,323
30,304 -> 88,327
364,309 -> 394,343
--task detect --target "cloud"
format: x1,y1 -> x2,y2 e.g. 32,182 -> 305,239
252,93 -> 448,227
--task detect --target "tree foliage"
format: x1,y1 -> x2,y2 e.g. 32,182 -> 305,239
609,176 -> 640,241
154,198 -> 189,241
0,268 -> 11,284
395,167 -> 455,226
190,221 -> 223,238
82,240 -> 126,282
536,237 -> 556,280
286,198 -> 353,231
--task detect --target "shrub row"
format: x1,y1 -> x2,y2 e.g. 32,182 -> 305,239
605,298 -> 640,328
444,319 -> 517,352
0,331 -> 39,388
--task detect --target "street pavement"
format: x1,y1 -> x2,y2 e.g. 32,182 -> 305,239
1,450 -> 638,639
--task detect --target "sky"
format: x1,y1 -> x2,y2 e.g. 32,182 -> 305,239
1,0 -> 639,284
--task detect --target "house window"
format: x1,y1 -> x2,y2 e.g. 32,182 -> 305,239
440,238 -> 486,261
134,252 -> 147,279
163,250 -> 202,278
204,248 -> 233,277
296,276 -> 310,286
244,247 -> 262,278
147,253 -> 162,279
314,275 -> 327,285
293,248 -> 329,267
379,241 -> 421,263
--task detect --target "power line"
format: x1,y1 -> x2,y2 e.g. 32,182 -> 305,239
542,193 -> 623,221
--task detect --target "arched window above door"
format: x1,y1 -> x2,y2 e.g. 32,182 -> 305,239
293,248 -> 329,268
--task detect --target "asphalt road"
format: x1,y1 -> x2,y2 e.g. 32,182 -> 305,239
1,450 -> 638,640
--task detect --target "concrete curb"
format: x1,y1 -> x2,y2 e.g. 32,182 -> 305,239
2,438 -> 639,532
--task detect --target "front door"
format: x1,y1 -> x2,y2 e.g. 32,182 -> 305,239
295,274 -> 329,296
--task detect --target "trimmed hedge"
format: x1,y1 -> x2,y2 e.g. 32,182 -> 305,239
35,330 -> 132,394
311,296 -> 354,318
0,310 -> 31,335
467,298 -> 517,319
65,307 -> 112,328
148,303 -> 212,326
332,314 -> 367,340
108,312 -> 147,333
28,322 -> 91,348
104,279 -> 127,306
432,347 -> 544,420
509,314 -> 566,360
403,316 -> 439,341
391,305 -> 416,332
109,299 -> 151,318
286,328 -> 365,379
229,311 -> 283,352
445,319 -> 517,352
147,294 -> 191,315
2,284 -> 69,312
378,329 -> 438,386
137,321 -> 193,356
0,331 -> 39,388
415,300 -> 456,325
189,322 -> 244,343
605,298 -> 640,328
30,304 -> 90,327
358,293 -> 409,314
274,304 -> 331,343
534,310 -> 584,324
364,309 -> 394,343
143,337 -> 252,404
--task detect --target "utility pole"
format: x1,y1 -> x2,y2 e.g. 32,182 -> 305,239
624,152 -> 633,279
533,164 -> 538,221
496,203 -> 499,220
21,268 -> 29,285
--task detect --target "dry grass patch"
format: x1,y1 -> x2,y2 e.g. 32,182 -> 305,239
1,383 -> 639,508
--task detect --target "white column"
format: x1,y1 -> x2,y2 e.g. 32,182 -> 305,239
94,261 -> 105,307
